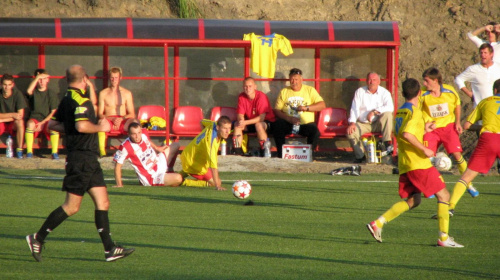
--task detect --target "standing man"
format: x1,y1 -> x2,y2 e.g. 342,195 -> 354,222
26,65 -> 134,262
419,67 -> 478,198
467,22 -> 500,63
455,43 -> 500,107
25,69 -> 60,159
366,78 -> 463,248
98,67 -> 138,156
180,117 -> 232,190
0,73 -> 27,159
113,122 -> 183,187
448,79 -> 500,215
347,72 -> 394,163
273,68 -> 325,158
233,77 -> 276,156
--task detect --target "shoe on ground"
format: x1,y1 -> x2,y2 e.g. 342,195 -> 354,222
431,209 -> 454,219
366,221 -> 382,243
437,236 -> 464,248
354,155 -> 366,163
105,244 -> 135,262
16,150 -> 23,159
467,184 -> 479,198
26,234 -> 44,262
51,153 -> 60,160
26,152 -> 33,159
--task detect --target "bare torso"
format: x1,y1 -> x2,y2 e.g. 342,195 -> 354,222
98,86 -> 135,118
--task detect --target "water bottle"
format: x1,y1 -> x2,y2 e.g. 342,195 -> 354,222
292,123 -> 300,135
6,135 -> 13,158
221,140 -> 227,156
264,138 -> 271,158
361,138 -> 368,150
366,138 -> 376,163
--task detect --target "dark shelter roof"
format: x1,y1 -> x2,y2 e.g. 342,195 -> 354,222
0,18 -> 399,44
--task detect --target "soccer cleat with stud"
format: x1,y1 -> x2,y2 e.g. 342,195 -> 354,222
105,245 -> 135,262
16,150 -> 23,159
26,152 -> 33,159
437,236 -> 464,248
366,221 -> 382,243
26,234 -> 44,262
431,209 -> 454,219
467,184 -> 479,198
51,153 -> 60,160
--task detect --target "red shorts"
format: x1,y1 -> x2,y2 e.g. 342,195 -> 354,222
399,167 -> 446,198
423,123 -> 462,154
106,116 -> 128,135
468,132 -> 500,174
190,168 -> 213,181
29,119 -> 51,139
0,122 -> 15,136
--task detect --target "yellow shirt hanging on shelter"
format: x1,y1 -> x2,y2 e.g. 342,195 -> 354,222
243,33 -> 293,78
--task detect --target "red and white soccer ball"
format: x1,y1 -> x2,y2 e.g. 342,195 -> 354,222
434,152 -> 452,171
232,180 -> 252,199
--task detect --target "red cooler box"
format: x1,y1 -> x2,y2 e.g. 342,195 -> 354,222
282,144 -> 312,162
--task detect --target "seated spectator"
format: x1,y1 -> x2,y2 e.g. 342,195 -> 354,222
25,69 -> 60,159
113,122 -> 182,187
97,67 -> 138,156
273,68 -> 325,158
347,72 -> 394,163
233,77 -> 276,156
0,74 -> 27,158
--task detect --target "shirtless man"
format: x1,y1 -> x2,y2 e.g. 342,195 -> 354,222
97,67 -> 138,156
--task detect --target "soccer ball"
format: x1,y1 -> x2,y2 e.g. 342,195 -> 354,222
434,152 -> 452,171
232,180 -> 252,199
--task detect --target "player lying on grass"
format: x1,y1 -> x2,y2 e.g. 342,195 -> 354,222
366,78 -> 463,248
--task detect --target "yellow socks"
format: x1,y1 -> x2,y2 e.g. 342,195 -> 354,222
437,200 -> 450,241
25,128 -> 34,154
378,201 -> 410,227
50,131 -> 59,154
180,179 -> 209,188
98,132 -> 106,156
455,155 -> 467,175
449,179 -> 468,210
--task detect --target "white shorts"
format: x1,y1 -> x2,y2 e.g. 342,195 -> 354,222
139,148 -> 170,186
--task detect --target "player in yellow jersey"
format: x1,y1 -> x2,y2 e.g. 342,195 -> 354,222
449,79 -> 500,212
179,116 -> 232,191
367,78 -> 463,247
419,67 -> 479,199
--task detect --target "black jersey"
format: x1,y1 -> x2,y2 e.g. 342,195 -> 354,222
53,87 -> 98,153
28,88 -> 59,121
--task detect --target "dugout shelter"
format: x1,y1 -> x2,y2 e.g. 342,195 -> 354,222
0,18 -> 400,149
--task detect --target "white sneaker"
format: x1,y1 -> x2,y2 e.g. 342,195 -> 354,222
437,236 -> 464,248
366,221 -> 382,243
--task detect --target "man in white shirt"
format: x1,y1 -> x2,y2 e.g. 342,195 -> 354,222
455,43 -> 500,107
347,72 -> 394,163
467,22 -> 500,63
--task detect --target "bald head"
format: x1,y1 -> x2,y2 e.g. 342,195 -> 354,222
66,64 -> 86,88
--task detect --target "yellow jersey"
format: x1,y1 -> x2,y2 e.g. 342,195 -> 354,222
243,33 -> 293,78
394,102 -> 433,174
418,84 -> 460,128
275,85 -> 323,124
467,94 -> 500,135
181,120 -> 220,175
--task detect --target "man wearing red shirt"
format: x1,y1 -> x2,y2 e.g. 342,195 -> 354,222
233,77 -> 276,156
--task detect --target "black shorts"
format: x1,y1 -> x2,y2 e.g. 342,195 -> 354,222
245,120 -> 273,134
63,151 -> 106,196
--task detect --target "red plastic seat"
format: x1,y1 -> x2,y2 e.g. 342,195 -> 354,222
210,106 -> 238,122
137,105 -> 167,136
171,106 -> 203,136
317,107 -> 349,137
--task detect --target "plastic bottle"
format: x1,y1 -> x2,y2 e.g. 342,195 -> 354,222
366,138 -> 376,163
6,135 -> 13,158
292,123 -> 300,135
264,138 -> 271,158
361,138 -> 368,150
221,140 -> 227,156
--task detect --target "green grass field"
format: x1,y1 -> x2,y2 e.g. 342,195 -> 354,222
1,168 -> 499,280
